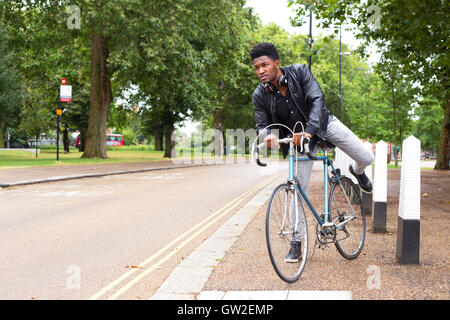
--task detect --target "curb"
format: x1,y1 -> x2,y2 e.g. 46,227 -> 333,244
0,163 -> 220,189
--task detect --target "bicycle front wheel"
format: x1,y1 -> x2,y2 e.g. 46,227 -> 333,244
329,177 -> 366,259
266,183 -> 308,283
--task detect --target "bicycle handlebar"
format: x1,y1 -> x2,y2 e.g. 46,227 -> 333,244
302,137 -> 319,161
253,136 -> 317,167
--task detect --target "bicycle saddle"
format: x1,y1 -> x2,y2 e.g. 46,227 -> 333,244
315,136 -> 335,150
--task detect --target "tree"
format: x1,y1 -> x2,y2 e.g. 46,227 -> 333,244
413,95 -> 444,153
18,85 -> 54,157
1,1 -> 91,154
125,0 -> 258,158
0,21 -> 23,148
2,0 -> 152,159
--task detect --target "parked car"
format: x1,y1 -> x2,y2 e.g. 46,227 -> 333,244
75,133 -> 124,148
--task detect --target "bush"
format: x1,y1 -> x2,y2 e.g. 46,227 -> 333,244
121,127 -> 138,146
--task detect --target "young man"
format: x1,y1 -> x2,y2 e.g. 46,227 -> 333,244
251,42 -> 374,262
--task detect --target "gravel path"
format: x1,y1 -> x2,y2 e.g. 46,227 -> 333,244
203,169 -> 449,299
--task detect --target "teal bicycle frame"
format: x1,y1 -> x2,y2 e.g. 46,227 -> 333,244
287,142 -> 342,227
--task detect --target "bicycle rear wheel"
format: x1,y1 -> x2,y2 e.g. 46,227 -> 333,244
329,177 -> 366,259
266,183 -> 308,283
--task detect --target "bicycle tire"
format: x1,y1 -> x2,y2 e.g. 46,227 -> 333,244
329,176 -> 366,260
266,183 -> 308,283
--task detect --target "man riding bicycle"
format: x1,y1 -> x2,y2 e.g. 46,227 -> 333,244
250,42 -> 374,263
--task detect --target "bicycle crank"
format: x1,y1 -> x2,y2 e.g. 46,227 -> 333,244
315,214 -> 336,245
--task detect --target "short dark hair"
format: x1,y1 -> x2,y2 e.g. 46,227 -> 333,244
250,42 -> 279,62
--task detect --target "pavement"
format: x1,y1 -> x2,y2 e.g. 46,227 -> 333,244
1,160 -> 448,300
0,160 -> 215,188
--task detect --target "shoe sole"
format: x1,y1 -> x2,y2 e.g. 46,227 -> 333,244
349,165 -> 372,193
284,259 -> 300,263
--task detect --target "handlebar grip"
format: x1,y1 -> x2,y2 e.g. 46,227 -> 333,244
255,142 -> 267,166
256,158 -> 267,167
303,137 -> 318,160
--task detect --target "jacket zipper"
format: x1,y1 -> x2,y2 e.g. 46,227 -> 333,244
287,77 -> 326,140
287,81 -> 308,127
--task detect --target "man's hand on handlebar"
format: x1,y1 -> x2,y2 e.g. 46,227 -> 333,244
292,132 -> 312,146
264,132 -> 312,148
264,133 -> 279,149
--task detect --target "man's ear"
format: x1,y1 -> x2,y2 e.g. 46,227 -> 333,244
275,59 -> 280,68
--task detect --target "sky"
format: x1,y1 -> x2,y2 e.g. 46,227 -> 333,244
245,0 -> 362,49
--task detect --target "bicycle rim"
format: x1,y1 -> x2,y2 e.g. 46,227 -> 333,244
329,177 -> 366,259
266,183 -> 308,283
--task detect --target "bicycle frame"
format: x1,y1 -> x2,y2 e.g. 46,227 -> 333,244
287,141 -> 342,228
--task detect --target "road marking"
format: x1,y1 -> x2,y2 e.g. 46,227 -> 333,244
88,172 -> 283,300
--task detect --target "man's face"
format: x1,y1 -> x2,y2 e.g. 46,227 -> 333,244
252,55 -> 279,84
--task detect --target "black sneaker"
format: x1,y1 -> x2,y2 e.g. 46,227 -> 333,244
349,165 -> 372,193
285,241 -> 302,263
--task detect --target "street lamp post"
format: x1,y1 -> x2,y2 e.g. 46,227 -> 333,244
308,10 -> 313,70
338,24 -> 351,120
339,25 -> 342,119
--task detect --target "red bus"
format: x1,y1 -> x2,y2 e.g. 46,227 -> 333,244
75,133 -> 124,148
106,134 -> 124,146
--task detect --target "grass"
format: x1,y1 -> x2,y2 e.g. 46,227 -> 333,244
387,163 -> 435,170
0,145 -> 167,169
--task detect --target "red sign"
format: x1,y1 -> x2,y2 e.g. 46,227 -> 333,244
61,78 -> 67,85
60,85 -> 72,102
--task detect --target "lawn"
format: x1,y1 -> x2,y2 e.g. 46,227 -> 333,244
0,145 -> 167,169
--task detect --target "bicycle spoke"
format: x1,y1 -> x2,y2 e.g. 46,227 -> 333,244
266,184 -> 308,283
329,177 -> 366,260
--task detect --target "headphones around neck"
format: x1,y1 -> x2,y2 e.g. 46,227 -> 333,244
264,71 -> 288,93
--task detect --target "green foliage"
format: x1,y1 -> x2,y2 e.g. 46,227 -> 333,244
0,21 -> 24,147
18,85 -> 54,156
288,0 -> 450,168
413,96 -> 444,151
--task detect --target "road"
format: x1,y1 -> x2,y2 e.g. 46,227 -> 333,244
0,161 -> 285,300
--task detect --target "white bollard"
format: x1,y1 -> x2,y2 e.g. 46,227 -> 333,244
334,147 -> 344,178
361,141 -> 374,215
335,147 -> 354,182
372,140 -> 387,233
334,147 -> 343,172
396,136 -> 421,264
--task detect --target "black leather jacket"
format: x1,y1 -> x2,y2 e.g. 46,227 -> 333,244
252,63 -> 333,157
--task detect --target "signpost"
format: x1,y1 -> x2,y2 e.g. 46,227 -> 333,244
57,78 -> 71,161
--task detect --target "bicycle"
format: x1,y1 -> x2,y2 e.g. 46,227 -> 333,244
251,123 -> 366,283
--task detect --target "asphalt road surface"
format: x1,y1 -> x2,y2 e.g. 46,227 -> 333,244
0,161 -> 285,300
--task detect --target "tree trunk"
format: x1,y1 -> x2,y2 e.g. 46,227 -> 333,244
163,122 -> 174,158
82,33 -> 111,159
213,110 -> 224,157
392,84 -> 398,167
0,120 -> 5,148
63,125 -> 69,153
79,129 -> 86,152
154,127 -> 163,151
435,93 -> 450,170
35,132 -> 39,158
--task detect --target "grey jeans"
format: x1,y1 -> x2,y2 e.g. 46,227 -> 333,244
291,116 -> 374,241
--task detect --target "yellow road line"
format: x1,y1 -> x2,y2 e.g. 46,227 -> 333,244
89,172 -> 283,300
